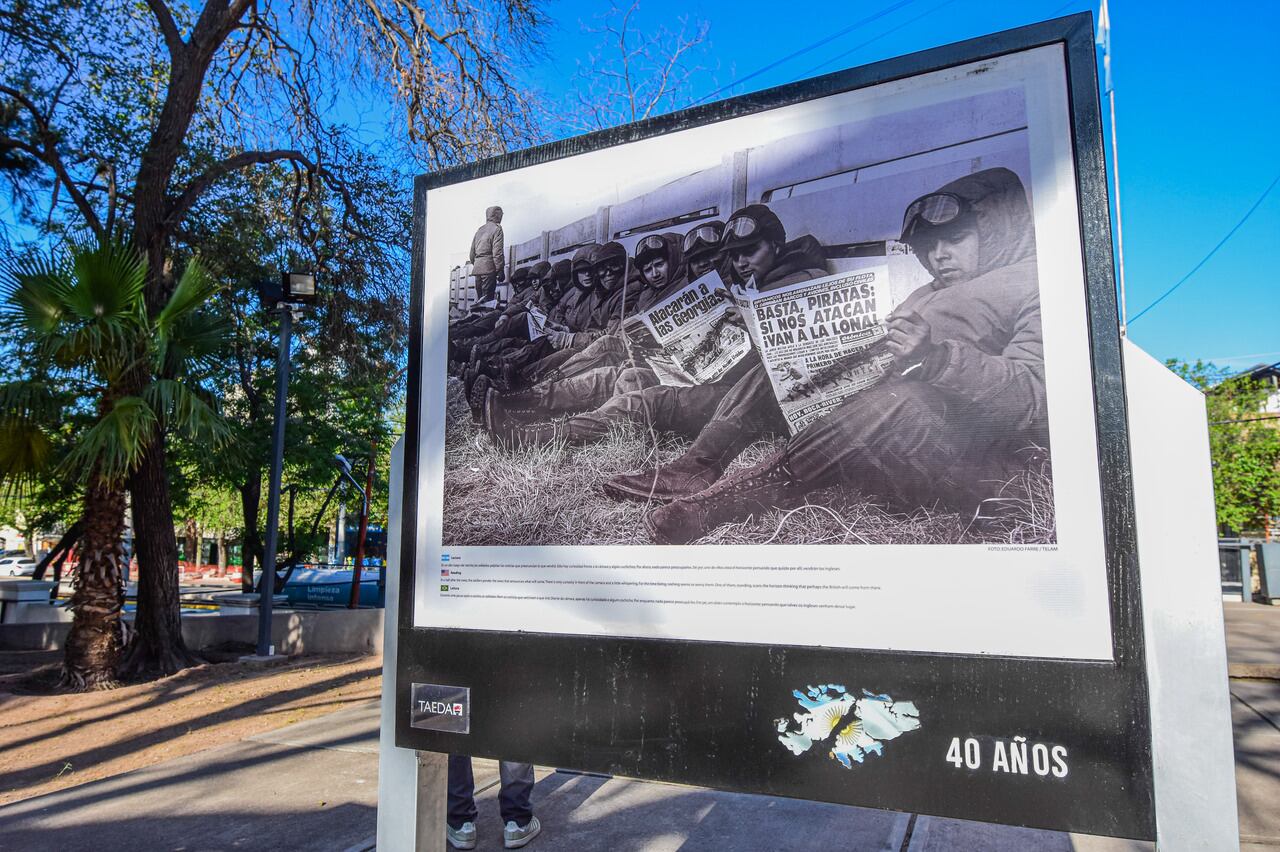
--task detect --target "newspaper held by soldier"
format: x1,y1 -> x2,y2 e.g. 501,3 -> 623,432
527,304 -> 548,341
731,265 -> 896,434
622,269 -> 752,387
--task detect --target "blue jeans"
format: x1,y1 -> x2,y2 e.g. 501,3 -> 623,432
448,756 -> 534,829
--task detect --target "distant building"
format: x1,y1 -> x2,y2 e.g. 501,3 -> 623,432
1235,362 -> 1280,414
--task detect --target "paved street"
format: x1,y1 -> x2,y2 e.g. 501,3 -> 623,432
1,604 -> 1275,850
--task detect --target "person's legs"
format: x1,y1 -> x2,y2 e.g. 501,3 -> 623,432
497,761 -> 535,826
554,335 -> 628,378
604,359 -> 784,501
643,380 -> 976,543
521,343 -> 589,384
783,380 -> 978,509
493,380 -> 720,450
447,755 -> 479,829
475,272 -> 497,302
487,365 -> 629,431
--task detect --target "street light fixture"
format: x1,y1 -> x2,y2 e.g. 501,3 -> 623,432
252,270 -> 314,660
283,271 -> 316,302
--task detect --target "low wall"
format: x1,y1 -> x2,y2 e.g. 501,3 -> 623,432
0,608 -> 384,655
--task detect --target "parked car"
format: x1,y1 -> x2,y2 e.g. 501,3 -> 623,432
0,556 -> 38,577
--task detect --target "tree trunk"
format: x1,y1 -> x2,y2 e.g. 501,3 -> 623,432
216,529 -> 227,577
118,434 -> 200,680
62,477 -> 127,690
184,517 -> 199,572
239,473 -> 261,592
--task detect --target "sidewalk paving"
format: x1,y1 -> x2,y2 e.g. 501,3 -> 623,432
1,604 -> 1276,851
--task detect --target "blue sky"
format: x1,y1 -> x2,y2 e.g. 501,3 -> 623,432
523,0 -> 1280,371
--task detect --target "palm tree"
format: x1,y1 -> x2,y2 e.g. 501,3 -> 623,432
0,241 -> 227,689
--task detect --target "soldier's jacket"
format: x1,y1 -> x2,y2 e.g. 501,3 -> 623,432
561,286 -> 605,332
548,286 -> 580,327
896,168 -> 1045,433
468,210 -> 505,278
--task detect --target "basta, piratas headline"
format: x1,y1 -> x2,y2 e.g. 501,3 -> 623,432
755,275 -> 879,347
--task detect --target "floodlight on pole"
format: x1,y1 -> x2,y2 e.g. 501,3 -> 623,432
253,271 -> 316,659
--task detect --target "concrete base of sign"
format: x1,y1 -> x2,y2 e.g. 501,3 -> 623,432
1124,340 -> 1239,850
414,752 -> 448,851
375,341 -> 1241,849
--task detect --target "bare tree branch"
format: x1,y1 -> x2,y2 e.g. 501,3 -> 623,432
0,84 -> 104,238
144,0 -> 186,57
564,0 -> 713,133
165,147 -> 358,232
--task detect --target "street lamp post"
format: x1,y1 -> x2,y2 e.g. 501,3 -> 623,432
254,271 -> 315,659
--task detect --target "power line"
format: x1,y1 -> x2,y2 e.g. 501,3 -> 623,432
1211,415 -> 1280,426
1047,0 -> 1085,16
799,0 -> 963,78
685,0 -> 922,108
1129,171 -> 1280,324
1201,351 -> 1280,364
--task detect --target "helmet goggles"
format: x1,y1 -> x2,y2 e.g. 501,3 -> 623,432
635,234 -> 667,259
682,225 -> 723,255
901,192 -> 971,241
723,215 -> 762,241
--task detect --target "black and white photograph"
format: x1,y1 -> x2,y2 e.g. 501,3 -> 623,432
441,86 -> 1054,548
415,43 -> 1117,663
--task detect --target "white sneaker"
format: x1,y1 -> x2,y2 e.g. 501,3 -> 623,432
446,820 -> 477,850
503,815 -> 542,849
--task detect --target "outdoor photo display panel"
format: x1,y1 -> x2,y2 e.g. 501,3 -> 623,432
399,15 -> 1155,840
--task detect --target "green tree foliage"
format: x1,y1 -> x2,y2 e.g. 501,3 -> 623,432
2,0 -> 536,677
170,162 -> 404,586
1170,360 -> 1280,534
0,241 -> 228,688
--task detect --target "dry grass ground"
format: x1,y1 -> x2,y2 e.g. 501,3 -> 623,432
0,651 -> 380,806
442,378 -> 1055,547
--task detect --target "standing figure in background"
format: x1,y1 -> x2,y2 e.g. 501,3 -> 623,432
470,206 -> 506,303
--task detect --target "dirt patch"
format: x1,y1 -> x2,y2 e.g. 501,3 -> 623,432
0,651 -> 381,806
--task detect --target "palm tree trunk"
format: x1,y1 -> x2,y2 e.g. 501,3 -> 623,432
62,477 -> 127,690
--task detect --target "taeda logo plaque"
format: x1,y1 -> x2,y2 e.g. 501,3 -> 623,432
410,683 -> 470,734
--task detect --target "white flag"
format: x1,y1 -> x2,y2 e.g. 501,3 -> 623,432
1096,0 -> 1113,92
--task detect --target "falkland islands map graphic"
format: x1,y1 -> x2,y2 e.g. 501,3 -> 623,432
776,684 -> 921,768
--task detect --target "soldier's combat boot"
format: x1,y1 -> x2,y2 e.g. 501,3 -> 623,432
643,450 -> 806,544
483,387 -> 546,438
603,421 -> 754,503
491,419 -> 585,450
467,374 -> 491,422
497,360 -> 524,392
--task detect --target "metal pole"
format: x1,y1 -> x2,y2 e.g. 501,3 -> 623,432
257,303 -> 292,657
348,442 -> 375,609
336,495 -> 347,566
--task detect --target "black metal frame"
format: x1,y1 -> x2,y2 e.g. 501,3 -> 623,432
396,13 -> 1155,839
